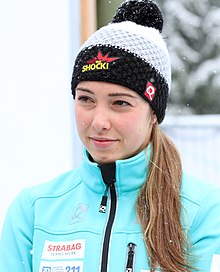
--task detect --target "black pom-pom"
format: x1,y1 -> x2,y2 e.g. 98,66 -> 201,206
111,0 -> 163,33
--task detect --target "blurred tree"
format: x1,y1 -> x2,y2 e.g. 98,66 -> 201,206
96,0 -> 220,115
157,0 -> 220,114
97,0 -> 123,28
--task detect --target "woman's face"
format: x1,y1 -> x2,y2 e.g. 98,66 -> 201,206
75,81 -> 156,164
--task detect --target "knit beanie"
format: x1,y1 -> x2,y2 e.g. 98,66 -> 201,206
71,0 -> 171,123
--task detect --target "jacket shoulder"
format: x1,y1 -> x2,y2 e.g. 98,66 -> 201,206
181,173 -> 220,205
24,169 -> 82,206
181,173 -> 220,229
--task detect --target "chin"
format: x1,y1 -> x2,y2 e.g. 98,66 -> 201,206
94,157 -> 117,164
91,153 -> 120,164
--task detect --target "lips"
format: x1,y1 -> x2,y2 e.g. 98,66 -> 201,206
89,137 -> 118,148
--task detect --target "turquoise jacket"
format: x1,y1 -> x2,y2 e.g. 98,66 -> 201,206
1,148 -> 220,272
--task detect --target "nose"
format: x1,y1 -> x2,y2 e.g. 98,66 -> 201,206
92,106 -> 111,133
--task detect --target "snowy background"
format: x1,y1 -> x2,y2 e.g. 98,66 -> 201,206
162,115 -> 220,185
157,0 -> 220,115
0,0 -> 82,233
0,0 -> 220,233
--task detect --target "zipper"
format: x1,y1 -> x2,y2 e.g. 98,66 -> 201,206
98,163 -> 117,272
125,243 -> 136,272
100,183 -> 117,272
99,185 -> 109,213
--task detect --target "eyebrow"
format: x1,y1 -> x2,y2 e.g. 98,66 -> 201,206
75,87 -> 137,99
75,87 -> 94,94
108,92 -> 137,99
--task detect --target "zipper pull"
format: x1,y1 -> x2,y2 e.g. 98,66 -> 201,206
125,242 -> 136,272
99,186 -> 109,213
98,163 -> 116,214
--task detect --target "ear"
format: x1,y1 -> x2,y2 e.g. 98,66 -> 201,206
151,111 -> 157,124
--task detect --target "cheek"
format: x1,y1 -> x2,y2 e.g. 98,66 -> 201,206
129,115 -> 153,143
118,118 -> 143,143
116,119 -> 133,135
75,108 -> 89,133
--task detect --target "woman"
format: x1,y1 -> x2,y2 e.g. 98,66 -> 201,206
1,0 -> 220,271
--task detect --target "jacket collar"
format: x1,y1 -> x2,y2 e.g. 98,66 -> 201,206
79,145 -> 151,195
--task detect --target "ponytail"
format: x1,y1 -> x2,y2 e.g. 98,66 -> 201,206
136,123 -> 194,271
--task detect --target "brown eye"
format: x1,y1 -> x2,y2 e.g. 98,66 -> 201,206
78,96 -> 87,101
113,100 -> 130,107
77,96 -> 92,103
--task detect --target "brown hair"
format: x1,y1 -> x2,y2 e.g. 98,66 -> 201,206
136,123 -> 194,271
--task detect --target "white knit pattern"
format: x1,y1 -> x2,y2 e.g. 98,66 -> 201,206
80,21 -> 171,88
